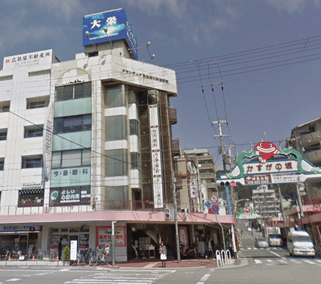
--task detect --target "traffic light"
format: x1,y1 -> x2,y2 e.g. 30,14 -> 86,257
219,181 -> 236,187
165,208 -> 170,219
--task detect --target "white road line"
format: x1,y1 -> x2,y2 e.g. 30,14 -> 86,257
200,274 -> 210,281
5,279 -> 21,282
266,259 -> 273,262
254,259 -> 262,264
302,259 -> 316,265
289,259 -> 301,264
269,250 -> 281,258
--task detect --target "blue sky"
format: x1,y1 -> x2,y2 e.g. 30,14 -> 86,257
1,0 -> 321,169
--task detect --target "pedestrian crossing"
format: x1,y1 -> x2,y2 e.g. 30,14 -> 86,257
65,269 -> 175,284
252,257 -> 321,266
240,247 -> 285,251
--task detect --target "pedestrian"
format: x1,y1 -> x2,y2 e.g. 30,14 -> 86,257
58,239 -> 62,260
208,239 -> 214,259
159,242 -> 167,268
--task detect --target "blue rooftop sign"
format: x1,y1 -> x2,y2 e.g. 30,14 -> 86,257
83,8 -> 138,59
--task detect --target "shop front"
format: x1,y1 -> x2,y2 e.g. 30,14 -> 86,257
0,225 -> 41,259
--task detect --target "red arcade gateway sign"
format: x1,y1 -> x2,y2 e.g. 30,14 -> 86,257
216,142 -> 321,186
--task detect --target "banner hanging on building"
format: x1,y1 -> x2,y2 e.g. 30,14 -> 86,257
149,105 -> 164,208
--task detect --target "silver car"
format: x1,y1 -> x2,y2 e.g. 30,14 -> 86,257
255,237 -> 269,248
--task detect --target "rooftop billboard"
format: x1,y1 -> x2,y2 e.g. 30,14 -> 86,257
83,8 -> 138,59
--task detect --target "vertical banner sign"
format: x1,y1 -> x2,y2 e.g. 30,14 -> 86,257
70,240 -> 78,261
149,105 -> 164,209
42,102 -> 53,180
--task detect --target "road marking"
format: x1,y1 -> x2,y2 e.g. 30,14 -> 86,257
254,259 -> 262,264
302,259 -> 316,265
269,250 -> 281,258
6,279 -> 21,282
200,274 -> 210,281
289,259 -> 301,264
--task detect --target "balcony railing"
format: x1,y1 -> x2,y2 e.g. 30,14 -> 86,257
171,138 -> 180,155
169,107 -> 177,125
0,200 -> 204,216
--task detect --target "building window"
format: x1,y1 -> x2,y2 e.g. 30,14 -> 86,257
131,153 -> 140,170
55,82 -> 92,102
24,125 -> 43,138
0,129 -> 7,140
0,101 -> 10,112
130,120 -> 139,136
22,155 -> 43,168
128,90 -> 137,104
0,158 -> 4,170
27,96 -> 49,109
105,186 -> 127,209
105,115 -> 127,141
54,114 -> 91,134
18,188 -> 44,207
104,85 -> 125,108
52,149 -> 91,169
105,149 -> 128,177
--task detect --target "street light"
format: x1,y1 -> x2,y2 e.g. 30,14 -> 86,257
234,198 -> 250,213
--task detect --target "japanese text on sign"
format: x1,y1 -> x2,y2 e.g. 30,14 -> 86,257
96,226 -> 126,247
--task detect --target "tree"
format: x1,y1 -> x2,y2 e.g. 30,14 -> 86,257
62,246 -> 70,261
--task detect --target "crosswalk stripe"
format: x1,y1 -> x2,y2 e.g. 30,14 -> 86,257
254,259 -> 262,264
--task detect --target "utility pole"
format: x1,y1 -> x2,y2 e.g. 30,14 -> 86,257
172,172 -> 181,263
212,120 -> 229,171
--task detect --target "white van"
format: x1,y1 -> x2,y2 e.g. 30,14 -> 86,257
287,231 -> 315,257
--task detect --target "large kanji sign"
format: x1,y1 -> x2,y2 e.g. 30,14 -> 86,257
216,142 -> 321,186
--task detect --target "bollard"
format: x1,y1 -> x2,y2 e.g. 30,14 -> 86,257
225,250 -> 232,265
215,250 -> 222,267
221,250 -> 226,265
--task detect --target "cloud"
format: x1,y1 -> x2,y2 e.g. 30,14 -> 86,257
265,0 -> 321,14
126,0 -> 239,45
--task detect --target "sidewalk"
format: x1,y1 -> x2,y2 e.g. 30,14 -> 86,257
0,257 -> 244,269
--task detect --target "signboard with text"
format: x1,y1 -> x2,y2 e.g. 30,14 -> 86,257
217,141 -> 321,186
3,49 -> 52,70
83,9 -> 138,59
96,226 -> 126,247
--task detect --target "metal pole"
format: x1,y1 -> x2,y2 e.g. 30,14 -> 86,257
225,185 -> 232,215
112,221 -> 117,266
215,213 -> 226,251
172,173 -> 181,262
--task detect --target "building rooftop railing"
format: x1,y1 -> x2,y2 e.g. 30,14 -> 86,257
0,200 -> 205,216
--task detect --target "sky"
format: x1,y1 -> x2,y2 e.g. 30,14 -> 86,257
1,0 -> 321,170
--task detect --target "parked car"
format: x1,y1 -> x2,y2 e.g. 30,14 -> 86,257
255,237 -> 269,248
268,234 -> 283,247
287,231 -> 315,257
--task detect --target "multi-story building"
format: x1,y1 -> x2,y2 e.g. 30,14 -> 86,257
184,149 -> 217,196
286,118 -> 321,254
0,9 -> 236,261
252,185 -> 281,220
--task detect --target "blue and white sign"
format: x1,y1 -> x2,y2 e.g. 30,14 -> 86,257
83,8 -> 138,59
205,201 -> 211,208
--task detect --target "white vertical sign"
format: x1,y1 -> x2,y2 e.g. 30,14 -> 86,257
149,105 -> 163,208
70,240 -> 78,261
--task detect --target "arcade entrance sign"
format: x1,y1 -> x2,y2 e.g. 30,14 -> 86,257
217,142 -> 321,186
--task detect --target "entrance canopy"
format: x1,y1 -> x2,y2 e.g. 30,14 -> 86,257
216,142 -> 321,186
